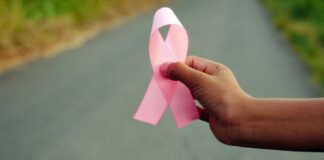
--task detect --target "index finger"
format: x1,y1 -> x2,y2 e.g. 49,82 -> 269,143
185,55 -> 223,75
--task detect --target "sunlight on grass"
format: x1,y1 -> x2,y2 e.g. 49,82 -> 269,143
0,0 -> 114,55
0,0 -> 167,72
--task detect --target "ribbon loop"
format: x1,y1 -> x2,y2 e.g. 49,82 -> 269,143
133,7 -> 199,128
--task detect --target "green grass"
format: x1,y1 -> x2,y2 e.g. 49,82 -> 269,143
0,0 -> 117,54
0,0 -> 164,60
261,0 -> 324,91
16,0 -> 121,23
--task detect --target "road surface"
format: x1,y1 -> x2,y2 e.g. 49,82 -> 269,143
0,0 -> 322,159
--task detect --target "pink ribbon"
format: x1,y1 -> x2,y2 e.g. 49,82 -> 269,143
133,7 -> 199,128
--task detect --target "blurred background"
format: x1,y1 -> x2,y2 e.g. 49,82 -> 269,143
262,0 -> 324,93
0,0 -> 167,71
0,0 -> 323,160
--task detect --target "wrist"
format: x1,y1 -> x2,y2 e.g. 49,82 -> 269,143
230,95 -> 258,146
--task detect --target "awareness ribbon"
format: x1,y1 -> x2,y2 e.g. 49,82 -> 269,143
133,7 -> 199,128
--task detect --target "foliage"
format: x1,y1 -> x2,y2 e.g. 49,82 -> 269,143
262,0 -> 324,90
0,0 -> 157,58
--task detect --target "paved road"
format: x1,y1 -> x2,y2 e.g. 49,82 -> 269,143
0,0 -> 322,159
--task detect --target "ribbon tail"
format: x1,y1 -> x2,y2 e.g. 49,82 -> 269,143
169,82 -> 199,128
133,77 -> 167,126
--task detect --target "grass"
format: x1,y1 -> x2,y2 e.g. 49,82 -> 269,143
0,0 -> 167,71
261,0 -> 324,91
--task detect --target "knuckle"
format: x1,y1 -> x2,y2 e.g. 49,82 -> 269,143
167,62 -> 184,80
168,62 -> 182,73
213,63 -> 232,75
220,64 -> 230,71
207,63 -> 222,75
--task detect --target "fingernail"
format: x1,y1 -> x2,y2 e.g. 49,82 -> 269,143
160,62 -> 171,78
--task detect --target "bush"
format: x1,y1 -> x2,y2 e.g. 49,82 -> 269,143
262,0 -> 324,91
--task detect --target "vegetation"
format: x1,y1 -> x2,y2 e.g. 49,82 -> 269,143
0,0 -> 166,71
262,0 -> 324,90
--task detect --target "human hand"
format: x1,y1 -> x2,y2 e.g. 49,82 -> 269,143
160,55 -> 251,145
161,55 -> 324,151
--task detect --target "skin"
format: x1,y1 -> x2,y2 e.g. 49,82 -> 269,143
160,55 -> 324,151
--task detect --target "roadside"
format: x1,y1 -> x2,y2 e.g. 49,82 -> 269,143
0,0 -> 168,73
261,0 -> 324,92
0,0 -> 321,159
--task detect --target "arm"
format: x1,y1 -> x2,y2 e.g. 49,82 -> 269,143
161,55 -> 324,151
240,98 -> 324,151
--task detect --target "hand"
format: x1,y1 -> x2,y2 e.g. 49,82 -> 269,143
161,55 -> 251,145
161,55 -> 324,151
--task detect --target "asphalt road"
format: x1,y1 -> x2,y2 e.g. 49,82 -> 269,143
0,0 -> 322,159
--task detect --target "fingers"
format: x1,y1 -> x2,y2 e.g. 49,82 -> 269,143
160,62 -> 209,91
186,55 -> 223,75
197,107 -> 209,122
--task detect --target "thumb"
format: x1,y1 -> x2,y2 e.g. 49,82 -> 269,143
160,62 -> 208,90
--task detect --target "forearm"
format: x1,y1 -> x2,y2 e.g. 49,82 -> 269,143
237,98 -> 324,151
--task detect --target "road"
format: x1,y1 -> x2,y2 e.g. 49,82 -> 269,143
0,0 -> 322,159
